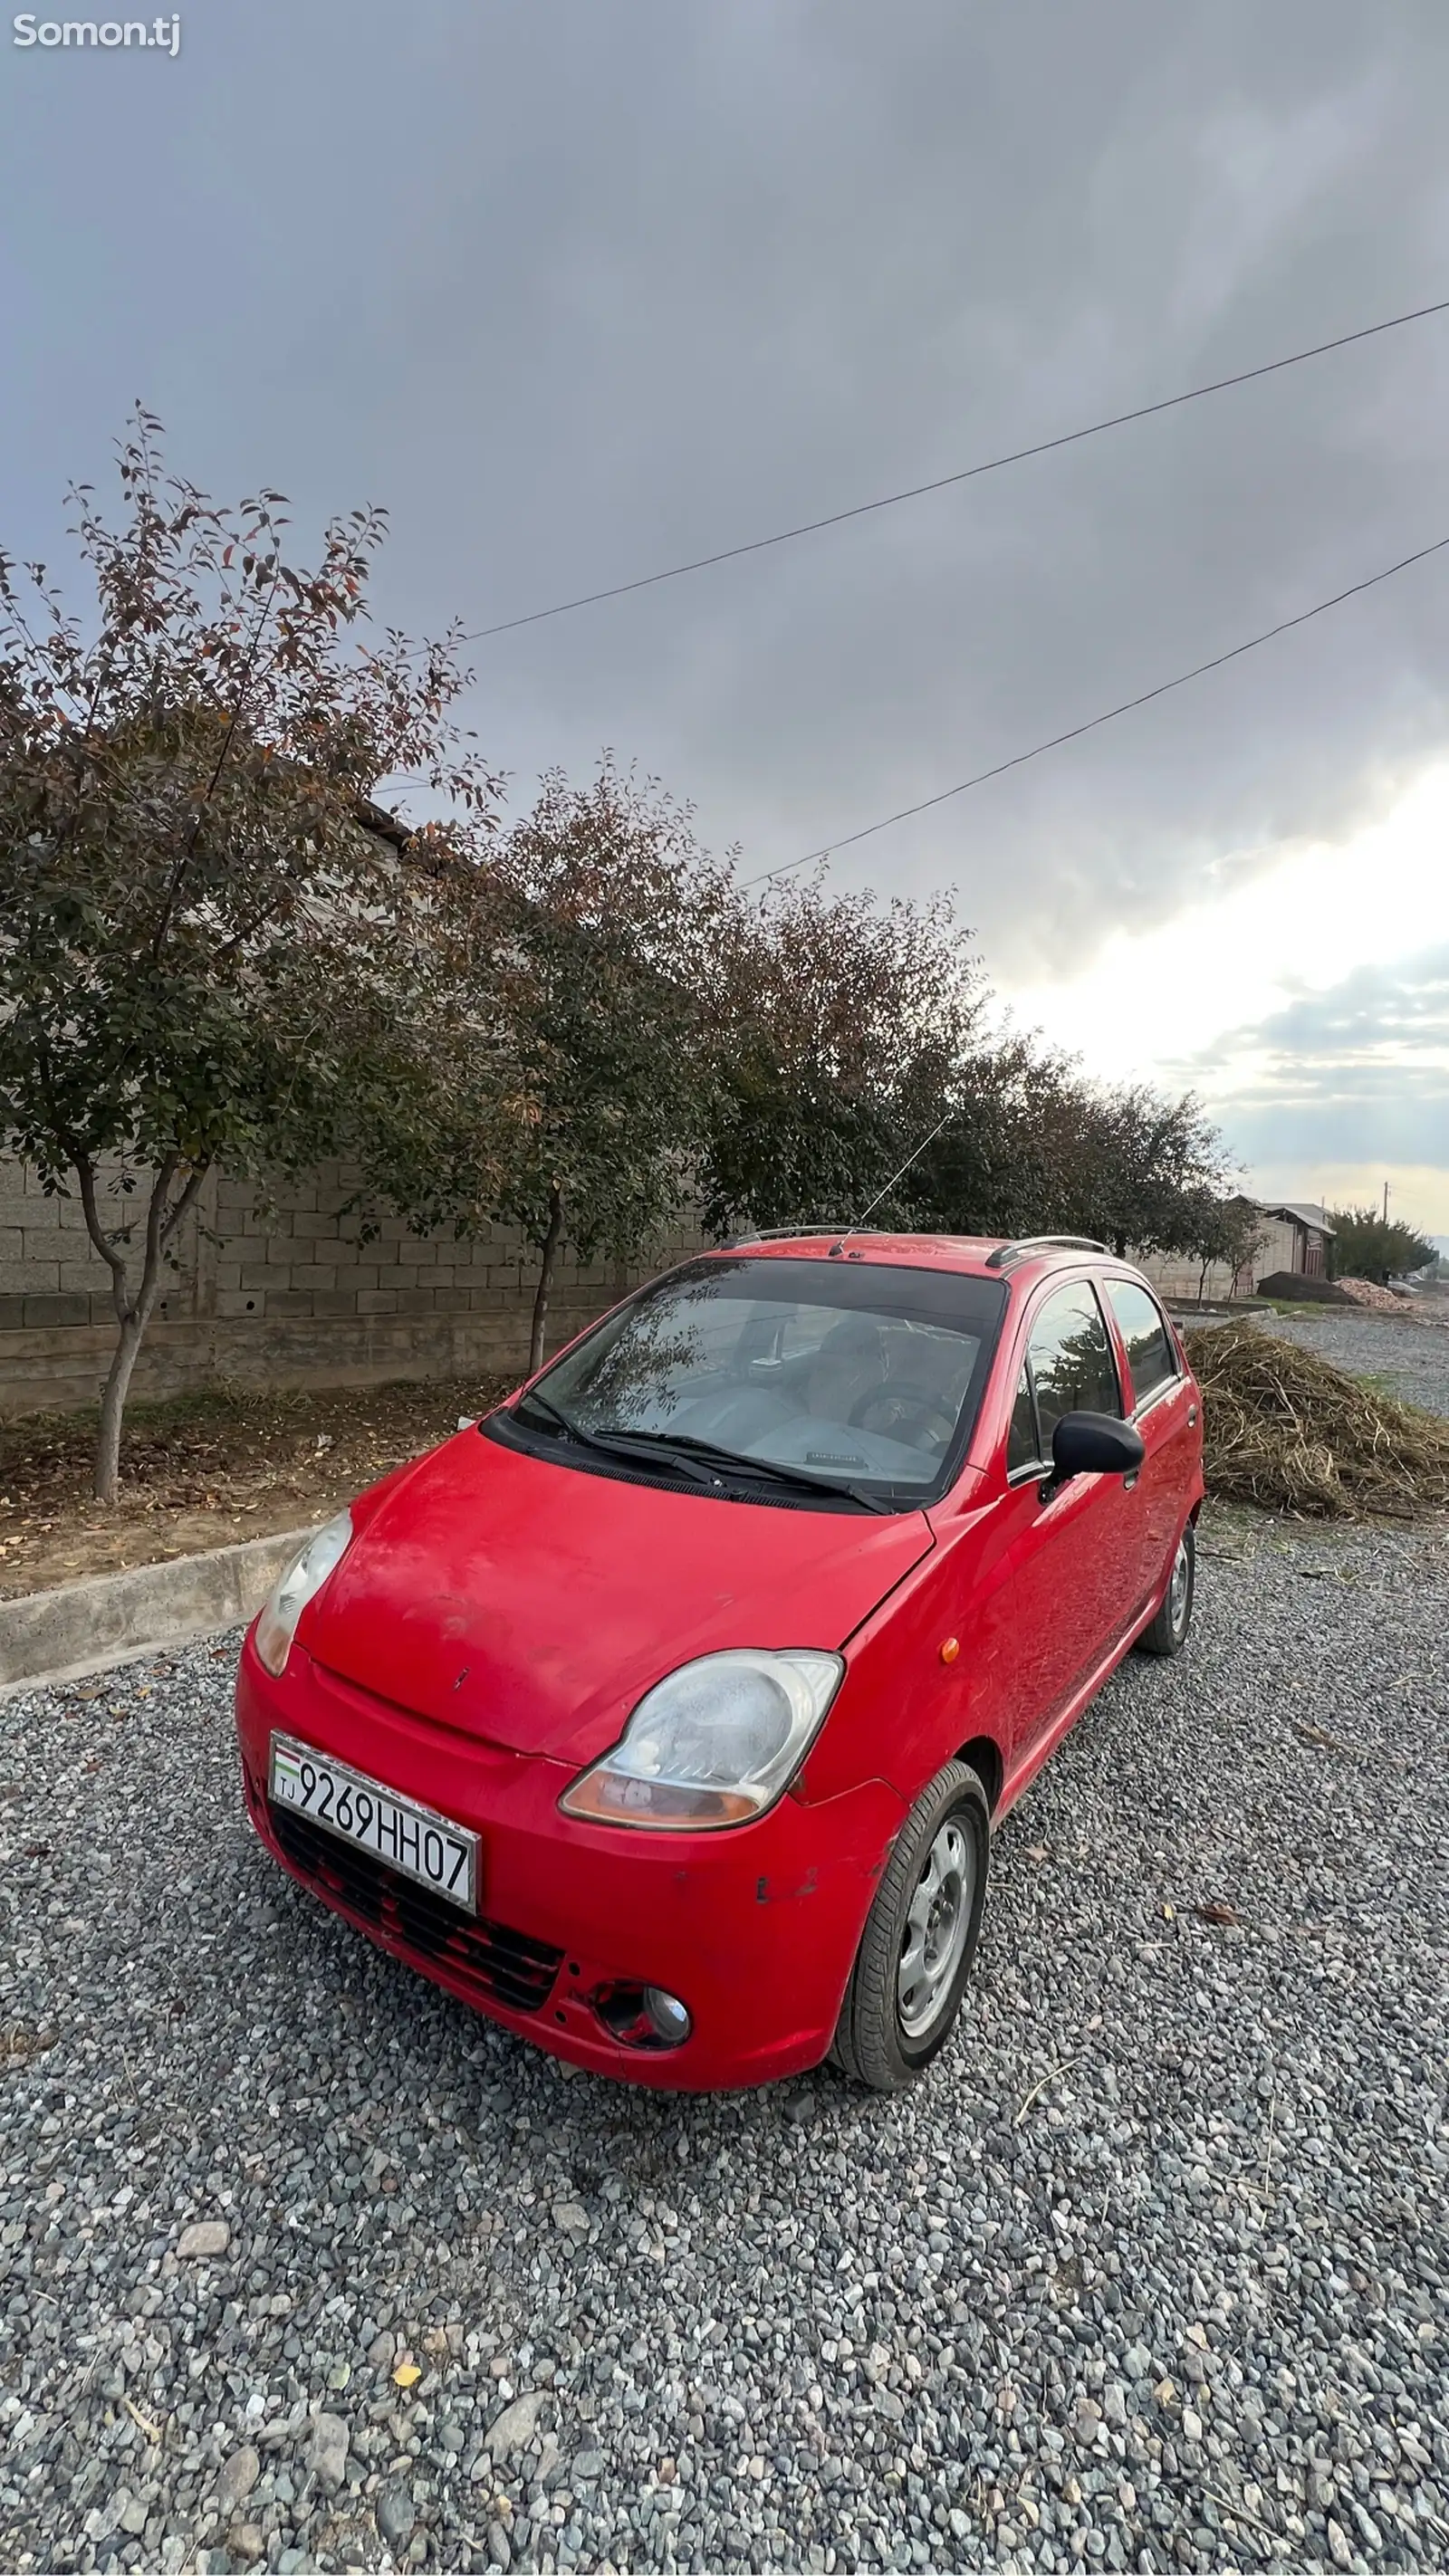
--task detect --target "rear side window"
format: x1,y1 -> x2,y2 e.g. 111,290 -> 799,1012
1025,1281 -> 1121,1446
1108,1280 -> 1178,1406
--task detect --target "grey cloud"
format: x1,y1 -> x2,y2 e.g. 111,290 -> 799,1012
3,0 -> 1449,987
1194,947 -> 1449,1166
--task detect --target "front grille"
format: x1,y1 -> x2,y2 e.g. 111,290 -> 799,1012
268,1801 -> 562,2016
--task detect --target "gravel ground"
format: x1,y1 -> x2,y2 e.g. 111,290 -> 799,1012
1249,1311 -> 1449,1421
3,1514 -> 1446,2576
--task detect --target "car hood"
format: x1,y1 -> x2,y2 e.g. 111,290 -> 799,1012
299,1425 -> 935,1765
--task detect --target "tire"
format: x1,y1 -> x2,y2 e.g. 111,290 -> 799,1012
1137,1516 -> 1195,1658
830,1759 -> 990,2092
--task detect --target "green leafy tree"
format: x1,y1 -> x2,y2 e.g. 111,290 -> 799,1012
489,761 -> 732,1374
907,1029 -> 1073,1238
0,413 -> 507,1499
701,875 -> 986,1238
915,1050 -> 1235,1264
1327,1204 -> 1436,1285
1184,1192 -> 1266,1303
917,1037 -> 1104,1241
1063,1083 -> 1234,1260
698,880 -> 1236,1271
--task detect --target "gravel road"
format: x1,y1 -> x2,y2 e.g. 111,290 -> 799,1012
1245,1309 -> 1449,1421
3,1516 -> 1446,2575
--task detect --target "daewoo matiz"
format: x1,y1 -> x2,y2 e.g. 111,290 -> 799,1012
235,1231 -> 1203,2092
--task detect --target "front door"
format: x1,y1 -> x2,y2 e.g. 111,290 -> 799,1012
992,1278 -> 1147,1770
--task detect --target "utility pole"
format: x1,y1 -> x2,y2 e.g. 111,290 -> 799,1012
1383,1179 -> 1390,1223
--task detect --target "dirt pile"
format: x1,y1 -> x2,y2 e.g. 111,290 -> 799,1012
1254,1271 -> 1351,1306
1182,1322 -> 1449,1519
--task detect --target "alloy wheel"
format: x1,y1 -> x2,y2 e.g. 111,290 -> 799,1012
897,1817 -> 974,2040
1168,1532 -> 1192,1636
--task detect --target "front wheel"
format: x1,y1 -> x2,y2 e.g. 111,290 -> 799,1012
831,1760 -> 990,2092
1137,1517 -> 1195,1657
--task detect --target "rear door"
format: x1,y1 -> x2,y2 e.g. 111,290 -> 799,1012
991,1276 -> 1148,1768
1103,1276 -> 1199,1600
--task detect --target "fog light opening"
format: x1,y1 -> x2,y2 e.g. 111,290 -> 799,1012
593,1981 -> 693,2050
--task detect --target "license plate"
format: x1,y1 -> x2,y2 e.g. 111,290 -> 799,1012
268,1734 -> 478,1915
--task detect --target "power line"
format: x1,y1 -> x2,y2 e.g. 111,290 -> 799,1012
465,293 -> 1449,643
735,531 -> 1449,890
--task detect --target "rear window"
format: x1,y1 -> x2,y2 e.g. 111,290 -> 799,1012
1108,1279 -> 1179,1405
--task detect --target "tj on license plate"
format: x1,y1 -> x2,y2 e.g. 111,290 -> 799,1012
269,1734 -> 478,1914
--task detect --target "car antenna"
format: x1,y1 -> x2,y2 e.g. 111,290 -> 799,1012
828,1111 -> 955,1258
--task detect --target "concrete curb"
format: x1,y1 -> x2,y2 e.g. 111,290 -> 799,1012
0,1524 -> 321,1695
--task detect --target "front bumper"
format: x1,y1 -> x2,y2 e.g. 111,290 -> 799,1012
234,1633 -> 904,2091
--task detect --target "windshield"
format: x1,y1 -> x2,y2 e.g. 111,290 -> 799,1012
514,1256 -> 1007,1499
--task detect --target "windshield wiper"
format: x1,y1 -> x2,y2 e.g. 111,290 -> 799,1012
513,1396 -> 893,1511
513,1389 -> 717,1485
597,1425 -> 896,1513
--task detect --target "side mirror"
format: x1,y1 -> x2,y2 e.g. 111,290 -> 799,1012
1048,1410 -> 1145,1491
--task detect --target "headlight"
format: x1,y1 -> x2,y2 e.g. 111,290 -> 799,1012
560,1648 -> 844,1830
254,1510 -> 353,1677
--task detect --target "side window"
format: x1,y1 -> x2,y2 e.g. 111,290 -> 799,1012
1107,1280 -> 1178,1408
1006,1364 -> 1039,1473
1026,1282 -> 1121,1448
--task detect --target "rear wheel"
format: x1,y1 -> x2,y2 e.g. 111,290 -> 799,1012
831,1760 -> 990,2092
1137,1517 -> 1195,1657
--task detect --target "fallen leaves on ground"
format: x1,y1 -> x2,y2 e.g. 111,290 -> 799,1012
0,2025 -> 56,2064
0,1373 -> 511,1596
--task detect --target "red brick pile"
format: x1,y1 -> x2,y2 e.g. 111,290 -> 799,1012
1337,1278 -> 1433,1317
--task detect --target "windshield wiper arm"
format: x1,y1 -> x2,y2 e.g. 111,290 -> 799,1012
513,1385 -> 593,1444
513,1389 -> 716,1485
606,1427 -> 895,1513
515,1394 -> 893,1511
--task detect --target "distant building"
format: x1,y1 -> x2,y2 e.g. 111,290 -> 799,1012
1245,1200 -> 1335,1285
1135,1197 -> 1336,1306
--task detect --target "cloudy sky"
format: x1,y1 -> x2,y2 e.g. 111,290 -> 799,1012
5,1 -> 1449,1228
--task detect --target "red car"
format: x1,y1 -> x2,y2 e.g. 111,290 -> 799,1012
235,1231 -> 1202,2092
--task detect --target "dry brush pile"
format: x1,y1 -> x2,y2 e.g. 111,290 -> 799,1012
1183,1322 -> 1449,1519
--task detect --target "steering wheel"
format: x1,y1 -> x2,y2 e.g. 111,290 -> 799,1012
848,1381 -> 958,1451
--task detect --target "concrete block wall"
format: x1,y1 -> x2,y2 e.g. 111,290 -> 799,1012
1134,1251 -> 1245,1306
0,1157 -> 207,1335
1134,1212 -> 1295,1307
0,1154 -> 708,1417
1,1158 -> 1310,1412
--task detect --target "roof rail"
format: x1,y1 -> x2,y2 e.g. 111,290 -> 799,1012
984,1233 -> 1108,1270
724,1221 -> 858,1249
